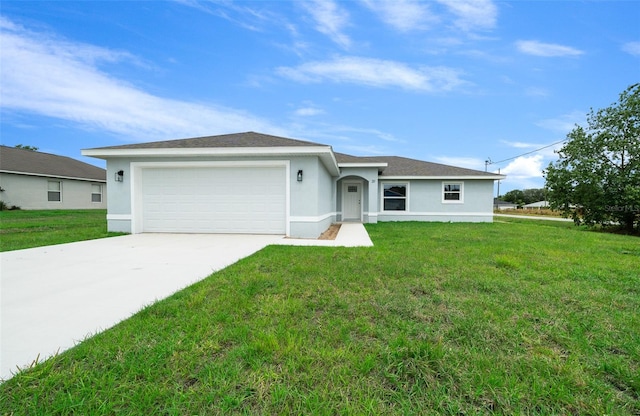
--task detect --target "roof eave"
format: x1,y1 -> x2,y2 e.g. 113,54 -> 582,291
81,146 -> 341,176
338,162 -> 389,168
380,175 -> 507,180
0,170 -> 106,182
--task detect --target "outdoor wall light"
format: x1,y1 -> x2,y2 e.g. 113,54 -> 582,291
297,169 -> 303,182
115,170 -> 124,182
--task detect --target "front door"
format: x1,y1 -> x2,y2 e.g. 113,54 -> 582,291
343,182 -> 362,221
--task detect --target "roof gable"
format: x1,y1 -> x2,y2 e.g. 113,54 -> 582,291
0,146 -> 106,181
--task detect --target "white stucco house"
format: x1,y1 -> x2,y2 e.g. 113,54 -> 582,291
523,201 -> 550,209
0,145 -> 107,210
82,132 -> 505,238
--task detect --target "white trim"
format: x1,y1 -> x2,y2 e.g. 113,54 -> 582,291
0,170 -> 106,183
442,181 -> 464,204
378,211 -> 491,217
83,146 -> 330,158
338,162 -> 388,168
90,183 -> 103,203
381,175 -> 505,180
107,214 -> 132,220
342,180 -> 363,221
380,181 -> 410,212
47,180 -> 62,203
129,160 -> 290,235
290,212 -> 336,223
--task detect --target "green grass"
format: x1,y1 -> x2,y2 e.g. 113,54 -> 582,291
0,210 -> 124,251
1,219 -> 639,415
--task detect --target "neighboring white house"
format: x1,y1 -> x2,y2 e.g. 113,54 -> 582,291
523,201 -> 550,209
83,132 -> 505,238
0,146 -> 107,210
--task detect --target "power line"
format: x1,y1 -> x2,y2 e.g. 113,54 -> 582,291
485,138 -> 567,170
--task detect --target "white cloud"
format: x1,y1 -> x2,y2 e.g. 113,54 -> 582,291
436,0 -> 498,31
360,0 -> 437,32
516,40 -> 584,57
501,140 -> 538,149
433,156 -> 486,171
535,111 -> 585,134
333,126 -> 404,143
277,56 -> 466,92
361,0 -> 496,34
524,86 -> 550,98
294,107 -> 324,116
497,155 -> 547,190
622,41 -> 640,56
500,155 -> 544,179
300,0 -> 351,49
0,17 -> 283,141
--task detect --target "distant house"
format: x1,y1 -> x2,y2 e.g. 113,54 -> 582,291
0,146 -> 107,209
493,198 -> 517,210
523,201 -> 550,210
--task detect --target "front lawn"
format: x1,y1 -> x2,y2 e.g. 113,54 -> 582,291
1,220 -> 638,414
0,210 -> 123,252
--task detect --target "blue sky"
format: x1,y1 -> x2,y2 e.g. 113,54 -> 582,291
1,1 -> 638,193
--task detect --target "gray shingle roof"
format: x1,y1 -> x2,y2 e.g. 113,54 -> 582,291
0,146 -> 106,181
83,132 -> 501,179
90,131 -> 325,150
335,153 -> 500,177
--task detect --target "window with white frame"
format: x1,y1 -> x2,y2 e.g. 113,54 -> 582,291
383,183 -> 408,211
442,182 -> 463,203
91,184 -> 103,203
48,181 -> 62,202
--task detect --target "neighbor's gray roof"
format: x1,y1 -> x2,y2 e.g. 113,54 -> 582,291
0,146 -> 106,181
335,153 -> 501,177
90,132 -> 326,150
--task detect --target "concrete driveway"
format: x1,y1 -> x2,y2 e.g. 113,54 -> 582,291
0,233 -> 282,381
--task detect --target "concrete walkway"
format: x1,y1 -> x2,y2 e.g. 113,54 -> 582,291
276,223 -> 374,247
0,224 -> 373,381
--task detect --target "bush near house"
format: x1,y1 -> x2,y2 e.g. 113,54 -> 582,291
1,219 -> 638,414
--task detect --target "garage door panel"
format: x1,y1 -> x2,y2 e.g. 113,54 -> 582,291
141,166 -> 286,234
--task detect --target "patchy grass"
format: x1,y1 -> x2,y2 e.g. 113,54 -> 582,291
0,210 -> 124,251
1,220 -> 638,414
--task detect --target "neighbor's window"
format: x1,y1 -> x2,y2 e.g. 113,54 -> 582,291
48,181 -> 62,202
91,184 -> 102,203
383,183 -> 407,211
443,182 -> 463,203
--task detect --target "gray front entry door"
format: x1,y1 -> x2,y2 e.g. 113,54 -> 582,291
343,182 -> 362,221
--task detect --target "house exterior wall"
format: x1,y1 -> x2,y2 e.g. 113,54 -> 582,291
377,179 -> 495,223
104,155 -> 336,238
290,157 -> 336,238
0,172 -> 107,210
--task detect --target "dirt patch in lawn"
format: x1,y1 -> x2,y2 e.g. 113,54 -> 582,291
318,224 -> 341,240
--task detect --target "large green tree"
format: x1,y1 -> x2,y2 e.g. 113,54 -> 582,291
544,84 -> 640,233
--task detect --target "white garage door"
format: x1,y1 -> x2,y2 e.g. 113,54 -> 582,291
141,166 -> 286,234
